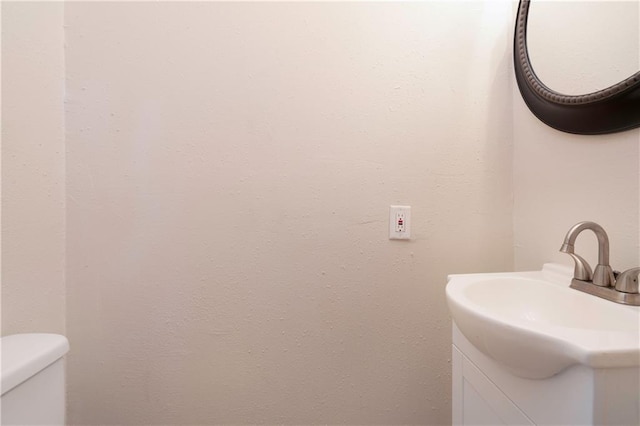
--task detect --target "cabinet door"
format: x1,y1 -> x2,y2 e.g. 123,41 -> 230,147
462,379 -> 507,425
453,345 -> 534,426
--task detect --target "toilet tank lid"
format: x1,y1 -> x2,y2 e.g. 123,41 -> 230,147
1,333 -> 70,396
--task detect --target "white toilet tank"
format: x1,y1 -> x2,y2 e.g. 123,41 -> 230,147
1,334 -> 70,425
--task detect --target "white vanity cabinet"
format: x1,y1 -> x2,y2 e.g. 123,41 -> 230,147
452,325 -> 640,426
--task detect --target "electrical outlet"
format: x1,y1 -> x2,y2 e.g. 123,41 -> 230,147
389,205 -> 411,240
395,211 -> 406,233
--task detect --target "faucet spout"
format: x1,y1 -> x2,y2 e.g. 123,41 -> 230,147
559,221 -> 614,287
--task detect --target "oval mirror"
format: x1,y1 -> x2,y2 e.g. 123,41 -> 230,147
514,0 -> 640,135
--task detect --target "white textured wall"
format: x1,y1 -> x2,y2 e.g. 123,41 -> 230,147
514,0 -> 640,271
65,2 -> 513,424
1,2 -> 66,335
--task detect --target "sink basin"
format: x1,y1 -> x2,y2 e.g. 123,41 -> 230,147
446,264 -> 640,379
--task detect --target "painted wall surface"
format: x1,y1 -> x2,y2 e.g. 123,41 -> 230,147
513,1 -> 640,271
65,2 -> 513,424
1,2 -> 66,335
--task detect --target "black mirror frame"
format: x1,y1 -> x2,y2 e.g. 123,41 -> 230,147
514,0 -> 640,135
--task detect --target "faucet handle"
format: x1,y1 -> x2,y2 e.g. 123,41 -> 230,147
615,267 -> 640,294
566,253 -> 593,281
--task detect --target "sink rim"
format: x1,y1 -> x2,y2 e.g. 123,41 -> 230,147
446,264 -> 640,379
458,276 -> 638,333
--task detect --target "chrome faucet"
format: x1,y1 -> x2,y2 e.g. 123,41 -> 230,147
560,221 -> 640,306
559,221 -> 614,287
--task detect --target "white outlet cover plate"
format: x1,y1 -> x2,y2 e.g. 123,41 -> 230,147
389,205 -> 411,240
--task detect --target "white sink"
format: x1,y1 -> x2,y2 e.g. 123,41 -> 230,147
446,264 -> 640,379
